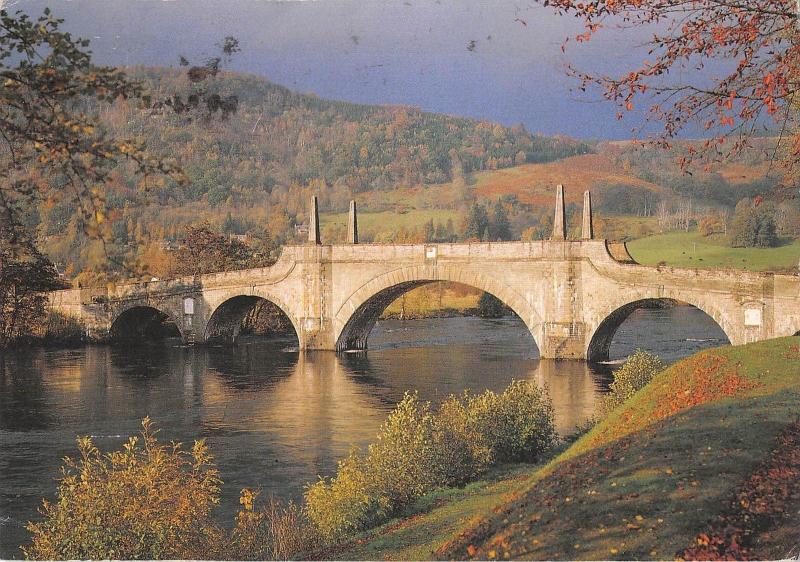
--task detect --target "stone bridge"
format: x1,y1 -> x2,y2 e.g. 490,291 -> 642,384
47,188 -> 800,361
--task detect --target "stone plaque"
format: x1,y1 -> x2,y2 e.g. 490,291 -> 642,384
744,308 -> 761,327
183,297 -> 195,315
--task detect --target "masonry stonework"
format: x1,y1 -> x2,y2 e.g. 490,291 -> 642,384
47,237 -> 800,360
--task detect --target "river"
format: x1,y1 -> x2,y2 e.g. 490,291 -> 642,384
0,306 -> 728,558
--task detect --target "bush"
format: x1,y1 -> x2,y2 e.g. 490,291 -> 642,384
430,395 -> 491,486
228,489 -> 313,560
466,380 -> 557,464
305,381 -> 556,542
304,393 -> 437,541
24,418 -> 223,560
598,349 -> 665,417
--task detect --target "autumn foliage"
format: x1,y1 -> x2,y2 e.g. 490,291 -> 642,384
544,0 -> 800,169
23,418 -> 223,560
651,354 -> 760,419
23,418 -> 313,560
682,421 -> 800,561
586,351 -> 761,453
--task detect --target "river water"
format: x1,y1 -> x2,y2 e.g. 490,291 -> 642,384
0,307 -> 728,558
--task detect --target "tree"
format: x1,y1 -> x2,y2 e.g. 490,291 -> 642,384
698,212 -> 727,237
543,0 -> 799,170
464,202 -> 489,241
424,219 -> 436,242
490,200 -> 513,241
0,8 -> 182,261
172,223 -> 273,276
729,199 -> 780,248
0,227 -> 67,347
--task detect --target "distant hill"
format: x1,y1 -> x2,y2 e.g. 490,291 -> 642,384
31,67 -> 784,281
109,67 -> 591,209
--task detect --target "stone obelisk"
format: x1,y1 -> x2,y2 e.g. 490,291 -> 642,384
552,184 -> 566,240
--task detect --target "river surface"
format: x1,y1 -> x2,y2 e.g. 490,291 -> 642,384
0,307 -> 728,558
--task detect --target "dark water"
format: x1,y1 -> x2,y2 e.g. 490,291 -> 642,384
0,307 -> 727,558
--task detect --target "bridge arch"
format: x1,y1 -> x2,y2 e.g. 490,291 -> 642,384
205,294 -> 300,344
109,304 -> 183,342
333,265 -> 542,352
586,296 -> 732,363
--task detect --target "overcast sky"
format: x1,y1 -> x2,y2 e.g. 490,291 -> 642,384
8,0 -> 688,139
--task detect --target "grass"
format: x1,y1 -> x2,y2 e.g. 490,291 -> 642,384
320,209 -> 461,242
325,464 -> 537,561
628,231 -> 800,272
331,337 -> 800,560
469,154 -> 664,207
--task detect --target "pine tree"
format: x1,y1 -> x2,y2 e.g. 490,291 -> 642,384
424,219 -> 435,242
491,200 -> 512,241
464,203 -> 489,241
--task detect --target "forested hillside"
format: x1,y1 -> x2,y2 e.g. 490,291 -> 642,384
24,67 -> 793,285
28,67 -> 590,282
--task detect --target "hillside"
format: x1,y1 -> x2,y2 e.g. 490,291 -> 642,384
27,66 -> 791,282
32,66 -> 590,278
333,337 -> 800,560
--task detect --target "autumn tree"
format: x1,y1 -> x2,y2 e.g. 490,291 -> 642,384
171,223 -> 274,276
0,8 -> 182,260
0,226 -> 67,347
729,198 -> 780,247
543,0 -> 800,169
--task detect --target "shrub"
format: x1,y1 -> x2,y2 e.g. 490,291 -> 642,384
305,382 -> 557,543
304,393 -> 437,541
228,489 -> 313,560
368,392 -> 439,506
304,448 -> 386,542
598,349 -> 665,417
23,418 -> 222,560
467,380 -> 557,464
430,395 -> 491,486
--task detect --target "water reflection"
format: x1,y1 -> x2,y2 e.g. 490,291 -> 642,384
0,307 -> 728,558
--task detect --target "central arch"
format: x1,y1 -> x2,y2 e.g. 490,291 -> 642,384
333,265 -> 541,352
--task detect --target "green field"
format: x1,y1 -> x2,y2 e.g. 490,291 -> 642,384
627,231 -> 800,272
333,337 -> 800,560
320,209 -> 461,242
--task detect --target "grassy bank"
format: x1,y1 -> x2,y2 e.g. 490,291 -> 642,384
332,337 -> 800,560
380,283 -> 482,319
628,231 -> 800,272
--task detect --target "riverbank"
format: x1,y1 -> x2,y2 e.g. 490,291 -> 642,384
332,337 -> 800,560
3,311 -> 86,349
379,283 -> 482,320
